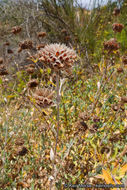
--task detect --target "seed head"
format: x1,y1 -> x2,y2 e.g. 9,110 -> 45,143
112,23 -> 124,33
12,26 -> 22,34
34,88 -> 54,108
28,79 -> 38,88
38,43 -> 77,71
0,65 -> 8,75
103,38 -> 119,52
113,8 -> 120,16
19,40 -> 33,50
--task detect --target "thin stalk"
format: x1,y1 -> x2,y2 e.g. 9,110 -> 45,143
54,71 -> 60,156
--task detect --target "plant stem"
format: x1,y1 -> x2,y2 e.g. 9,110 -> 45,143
54,71 -> 60,156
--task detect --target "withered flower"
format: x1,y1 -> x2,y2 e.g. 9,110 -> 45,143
112,23 -> 124,33
19,40 -> 33,50
37,32 -> 47,38
122,55 -> 127,65
28,79 -> 38,88
7,49 -> 13,54
34,88 -> 54,108
38,43 -> 77,71
103,38 -> 119,52
113,8 -> 120,16
4,41 -> 10,46
16,146 -> 28,156
0,57 -> 3,64
12,26 -> 22,34
117,68 -> 124,73
0,65 -> 8,75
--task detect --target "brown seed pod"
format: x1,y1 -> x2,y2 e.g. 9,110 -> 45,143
121,96 -> 127,103
113,8 -> 120,16
28,79 -> 38,88
103,38 -> 119,52
0,57 -> 3,64
112,23 -> 124,33
122,55 -> 127,65
117,68 -> 124,73
37,32 -> 47,38
7,49 -> 13,54
19,40 -> 33,50
11,26 -> 22,34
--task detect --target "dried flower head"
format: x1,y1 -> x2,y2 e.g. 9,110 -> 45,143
0,65 -> 8,75
112,23 -> 124,33
37,32 -> 47,38
34,88 -> 54,108
0,57 -> 3,64
4,41 -> 10,46
38,43 -> 77,71
122,55 -> 127,65
28,79 -> 38,88
117,68 -> 124,73
12,26 -> 22,34
7,49 -> 13,54
103,38 -> 119,52
19,40 -> 33,50
113,8 -> 120,16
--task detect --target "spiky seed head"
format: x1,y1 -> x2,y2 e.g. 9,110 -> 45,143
34,88 -> 54,108
112,23 -> 124,33
38,43 -> 77,71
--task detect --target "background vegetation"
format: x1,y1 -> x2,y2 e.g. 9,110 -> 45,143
0,0 -> 127,189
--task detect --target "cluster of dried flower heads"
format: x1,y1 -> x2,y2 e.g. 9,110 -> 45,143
34,88 -> 54,108
112,23 -> 124,33
38,43 -> 77,71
